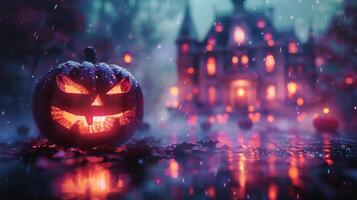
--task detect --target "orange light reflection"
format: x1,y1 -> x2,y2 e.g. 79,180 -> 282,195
59,165 -> 126,200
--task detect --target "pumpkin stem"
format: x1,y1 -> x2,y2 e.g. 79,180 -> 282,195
84,46 -> 97,63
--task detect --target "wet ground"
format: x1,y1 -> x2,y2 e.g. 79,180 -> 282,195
0,129 -> 356,200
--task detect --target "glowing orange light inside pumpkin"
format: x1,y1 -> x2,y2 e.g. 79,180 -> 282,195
241,55 -> 249,65
265,54 -> 275,72
107,77 -> 131,94
51,106 -> 136,134
187,67 -> 195,74
56,75 -> 89,94
232,56 -> 239,64
91,95 -> 103,106
123,53 -> 133,64
296,97 -> 304,106
208,86 -> 216,104
345,77 -> 354,85
207,57 -> 216,76
287,82 -> 298,96
289,42 -> 298,54
257,20 -> 266,28
323,107 -> 330,114
266,85 -> 276,101
215,24 -> 223,32
234,26 -> 245,44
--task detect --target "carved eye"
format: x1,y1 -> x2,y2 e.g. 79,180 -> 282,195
107,77 -> 131,94
56,75 -> 89,94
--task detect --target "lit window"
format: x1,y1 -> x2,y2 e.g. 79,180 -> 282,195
265,54 -> 275,72
206,38 -> 215,51
232,56 -> 239,64
264,33 -> 272,41
289,42 -> 298,54
287,82 -> 298,97
207,57 -> 216,76
181,43 -> 189,53
187,67 -> 195,74
296,97 -> 304,106
123,52 -> 133,64
215,24 -> 223,32
237,88 -> 245,97
267,40 -> 274,46
208,86 -> 216,104
345,77 -> 354,85
323,107 -> 330,114
264,33 -> 274,46
233,26 -> 245,44
241,55 -> 249,65
266,85 -> 276,101
257,20 -> 266,28
231,79 -> 249,87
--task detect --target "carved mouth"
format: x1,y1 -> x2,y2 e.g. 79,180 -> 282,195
51,106 -> 136,134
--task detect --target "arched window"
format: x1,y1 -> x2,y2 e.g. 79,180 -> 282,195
208,86 -> 216,104
233,26 -> 245,44
207,57 -> 216,76
265,54 -> 275,72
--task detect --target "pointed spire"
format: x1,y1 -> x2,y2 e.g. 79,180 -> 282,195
307,19 -> 315,44
232,0 -> 246,12
177,3 -> 198,41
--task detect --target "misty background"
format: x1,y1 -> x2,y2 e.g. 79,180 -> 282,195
0,0 -> 343,140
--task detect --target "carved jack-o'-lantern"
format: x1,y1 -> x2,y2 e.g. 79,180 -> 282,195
32,47 -> 144,147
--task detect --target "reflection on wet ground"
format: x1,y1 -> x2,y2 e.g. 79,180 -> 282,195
0,131 -> 356,200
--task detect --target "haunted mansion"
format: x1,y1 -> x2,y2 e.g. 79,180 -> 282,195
174,0 -> 317,114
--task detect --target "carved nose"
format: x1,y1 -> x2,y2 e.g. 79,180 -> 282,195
91,95 -> 103,106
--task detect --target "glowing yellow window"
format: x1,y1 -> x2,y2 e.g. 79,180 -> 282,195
233,26 -> 245,44
266,85 -> 276,101
265,54 -> 275,72
207,57 -> 216,76
287,82 -> 298,97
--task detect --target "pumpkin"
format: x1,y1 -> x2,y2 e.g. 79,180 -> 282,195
32,47 -> 144,147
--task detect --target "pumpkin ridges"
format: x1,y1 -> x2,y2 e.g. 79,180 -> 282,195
32,48 -> 143,147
